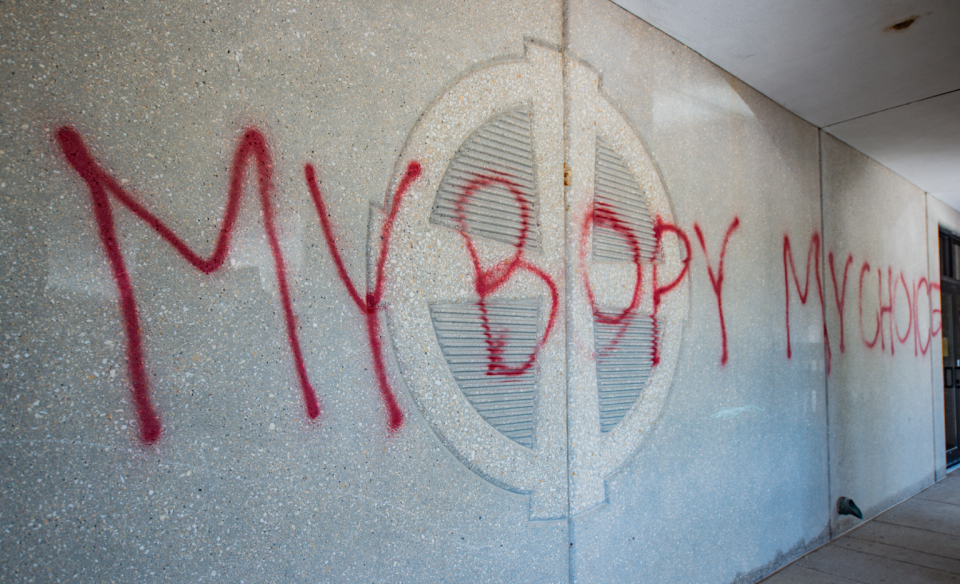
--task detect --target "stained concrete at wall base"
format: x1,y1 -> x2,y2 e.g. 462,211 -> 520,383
0,1 -> 945,583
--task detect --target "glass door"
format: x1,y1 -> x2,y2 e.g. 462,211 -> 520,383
940,230 -> 960,467
943,284 -> 959,467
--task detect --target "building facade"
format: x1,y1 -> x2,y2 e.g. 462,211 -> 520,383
0,1 -> 950,582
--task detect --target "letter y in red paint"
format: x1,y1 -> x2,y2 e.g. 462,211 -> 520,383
304,161 -> 422,431
693,217 -> 740,366
828,252 -> 853,353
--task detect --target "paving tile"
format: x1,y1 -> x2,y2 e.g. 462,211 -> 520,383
835,536 -> 960,575
762,564 -> 864,584
848,520 -> 960,561
797,544 -> 960,583
876,498 -> 960,536
766,471 -> 960,583
915,475 -> 960,506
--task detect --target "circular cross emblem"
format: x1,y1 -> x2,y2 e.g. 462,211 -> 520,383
374,43 -> 688,519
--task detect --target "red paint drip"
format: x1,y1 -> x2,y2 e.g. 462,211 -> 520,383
579,203 -> 645,357
782,234 -> 831,374
693,217 -> 740,366
453,172 -> 558,376
304,161 -> 422,431
652,217 -> 692,366
56,126 -> 320,444
828,252 -> 854,353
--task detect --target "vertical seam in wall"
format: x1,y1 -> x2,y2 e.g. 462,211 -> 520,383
819,129 -> 835,540
561,1 -> 573,582
925,193 -> 939,481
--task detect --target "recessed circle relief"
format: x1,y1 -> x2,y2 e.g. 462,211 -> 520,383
375,43 -> 687,519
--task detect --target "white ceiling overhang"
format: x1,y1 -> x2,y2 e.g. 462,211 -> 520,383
611,0 -> 960,207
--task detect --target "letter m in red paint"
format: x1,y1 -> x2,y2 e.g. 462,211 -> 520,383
783,233 -> 831,373
56,127 -> 320,444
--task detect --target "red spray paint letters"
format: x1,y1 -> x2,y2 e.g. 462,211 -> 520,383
303,161 -> 422,431
829,252 -> 854,353
577,206 -> 701,367
453,172 -> 559,376
859,261 -> 880,350
783,233 -> 832,373
694,217 -> 740,366
915,277 -> 941,356
785,232 -> 940,370
56,127 -> 320,444
651,218 -> 693,366
58,120 -> 940,447
855,262 -> 940,358
579,203 -> 645,359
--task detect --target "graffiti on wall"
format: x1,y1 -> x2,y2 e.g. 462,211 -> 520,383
694,218 -> 741,366
45,41 -> 944,525
56,124 -> 581,444
578,214 -> 734,368
50,50 -> 940,528
783,232 -> 941,374
305,161 -> 421,431
56,128 -> 322,443
579,203 -> 647,359
53,47 -> 939,457
56,124 -> 941,447
57,126 -> 424,442
449,171 -> 559,377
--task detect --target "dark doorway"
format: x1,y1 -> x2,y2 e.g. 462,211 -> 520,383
939,230 -> 960,467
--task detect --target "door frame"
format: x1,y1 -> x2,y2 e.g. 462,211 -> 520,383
938,229 -> 960,468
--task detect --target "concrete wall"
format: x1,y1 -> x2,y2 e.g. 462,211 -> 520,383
821,133 -> 937,537
0,0 -> 944,582
1,3 -> 570,583
565,1 -> 829,582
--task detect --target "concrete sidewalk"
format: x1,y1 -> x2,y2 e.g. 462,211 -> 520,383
763,468 -> 960,583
